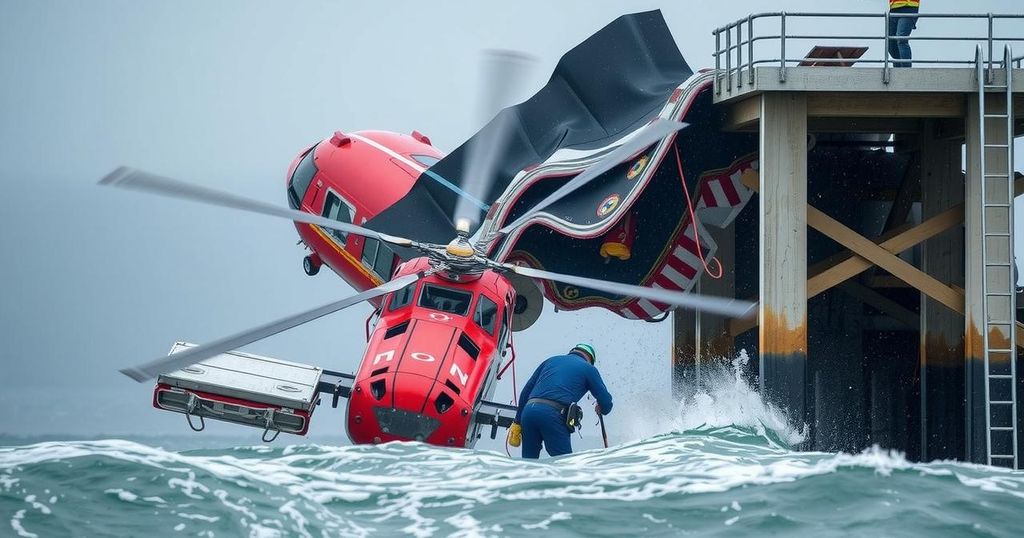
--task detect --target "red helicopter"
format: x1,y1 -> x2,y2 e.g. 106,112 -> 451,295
103,13 -> 755,448
103,120 -> 752,447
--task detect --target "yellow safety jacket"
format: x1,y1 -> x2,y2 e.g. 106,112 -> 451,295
889,0 -> 920,9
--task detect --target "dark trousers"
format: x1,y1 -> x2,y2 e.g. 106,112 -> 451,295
521,402 -> 572,458
888,7 -> 919,68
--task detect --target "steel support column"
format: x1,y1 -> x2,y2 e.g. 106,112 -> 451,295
758,93 -> 808,428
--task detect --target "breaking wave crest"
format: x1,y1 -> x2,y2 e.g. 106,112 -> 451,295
615,349 -> 805,447
674,350 -> 807,446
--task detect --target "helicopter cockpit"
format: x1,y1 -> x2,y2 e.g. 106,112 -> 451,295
418,284 -> 472,316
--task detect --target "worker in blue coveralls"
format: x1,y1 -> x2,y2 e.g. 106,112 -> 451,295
506,343 -> 613,458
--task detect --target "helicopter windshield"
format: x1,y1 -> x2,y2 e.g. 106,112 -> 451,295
287,144 -> 317,209
418,284 -> 472,316
473,295 -> 498,335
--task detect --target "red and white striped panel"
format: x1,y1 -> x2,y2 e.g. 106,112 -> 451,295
617,156 -> 755,320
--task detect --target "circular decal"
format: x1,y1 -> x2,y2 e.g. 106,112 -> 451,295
563,286 -> 580,300
626,154 -> 649,180
410,352 -> 436,362
428,312 -> 451,322
597,194 -> 621,217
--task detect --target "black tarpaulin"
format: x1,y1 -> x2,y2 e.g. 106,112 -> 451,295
365,10 -> 692,244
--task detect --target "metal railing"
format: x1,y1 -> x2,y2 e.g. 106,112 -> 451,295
713,12 -> 1024,94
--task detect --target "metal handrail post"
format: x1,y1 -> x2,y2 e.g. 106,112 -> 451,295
988,13 -> 995,83
736,20 -> 744,88
780,11 -> 787,83
747,14 -> 755,85
883,10 -> 891,84
726,25 -> 732,92
714,29 -> 721,95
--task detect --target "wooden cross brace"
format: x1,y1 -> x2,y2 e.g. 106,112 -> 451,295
726,170 -> 1023,337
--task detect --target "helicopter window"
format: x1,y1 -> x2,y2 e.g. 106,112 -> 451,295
389,283 -> 416,311
418,284 -> 472,316
321,191 -> 355,245
362,237 -> 379,266
374,242 -> 396,279
412,154 -> 440,167
288,145 -> 317,209
473,295 -> 499,335
362,238 -> 397,279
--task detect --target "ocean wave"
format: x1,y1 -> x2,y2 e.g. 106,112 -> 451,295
2,432 -> 1023,537
3,351 -> 1020,537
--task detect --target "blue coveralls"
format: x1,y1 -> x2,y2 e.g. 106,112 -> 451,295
514,353 -> 613,459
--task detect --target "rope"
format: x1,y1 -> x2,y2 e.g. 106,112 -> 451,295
506,346 -> 519,457
505,333 -> 519,458
511,354 -> 518,406
674,143 -> 723,279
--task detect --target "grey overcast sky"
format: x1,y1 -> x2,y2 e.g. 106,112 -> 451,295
1,0 -> 1022,450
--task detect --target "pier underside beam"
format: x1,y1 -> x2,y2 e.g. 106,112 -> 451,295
726,93 -> 1024,133
758,93 -> 808,426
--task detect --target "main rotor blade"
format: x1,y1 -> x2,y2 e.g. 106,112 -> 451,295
502,264 -> 755,319
455,50 -> 536,230
100,167 -> 418,248
498,119 -> 687,235
119,272 -> 423,382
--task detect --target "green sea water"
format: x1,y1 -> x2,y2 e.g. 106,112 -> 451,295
2,429 -> 1023,537
3,359 -> 1022,537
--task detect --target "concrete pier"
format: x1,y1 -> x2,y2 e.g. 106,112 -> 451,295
675,12 -> 1024,467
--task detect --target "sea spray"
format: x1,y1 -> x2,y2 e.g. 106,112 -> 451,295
673,350 -> 806,446
615,349 -> 805,446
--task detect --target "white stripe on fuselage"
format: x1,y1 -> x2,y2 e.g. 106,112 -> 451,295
347,133 -> 427,174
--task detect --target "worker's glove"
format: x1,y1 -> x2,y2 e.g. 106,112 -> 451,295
507,422 -> 522,447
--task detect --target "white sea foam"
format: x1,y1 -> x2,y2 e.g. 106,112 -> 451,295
521,511 -> 571,530
177,512 -> 220,522
247,523 -> 283,538
10,509 -> 36,538
105,488 -> 138,502
445,511 -> 504,538
0,474 -> 19,492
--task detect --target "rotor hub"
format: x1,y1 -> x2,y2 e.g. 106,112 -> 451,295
445,235 -> 476,258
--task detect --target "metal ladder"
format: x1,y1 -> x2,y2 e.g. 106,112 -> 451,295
976,44 -> 1019,468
